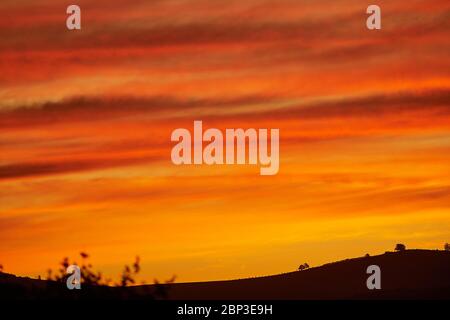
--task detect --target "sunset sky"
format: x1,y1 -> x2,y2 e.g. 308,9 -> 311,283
0,0 -> 449,283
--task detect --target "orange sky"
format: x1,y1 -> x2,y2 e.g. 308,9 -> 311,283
1,0 -> 449,283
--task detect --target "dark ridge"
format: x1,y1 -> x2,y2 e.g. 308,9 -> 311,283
1,250 -> 449,300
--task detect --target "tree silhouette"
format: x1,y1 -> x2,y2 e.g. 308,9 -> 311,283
298,263 -> 310,271
395,243 -> 406,251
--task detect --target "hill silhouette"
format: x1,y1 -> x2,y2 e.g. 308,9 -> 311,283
1,250 -> 449,300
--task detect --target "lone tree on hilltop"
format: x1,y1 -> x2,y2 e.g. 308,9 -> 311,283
395,243 -> 406,252
298,263 -> 310,271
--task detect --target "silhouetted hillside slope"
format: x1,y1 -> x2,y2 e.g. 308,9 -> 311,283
1,250 -> 449,300
155,250 -> 450,299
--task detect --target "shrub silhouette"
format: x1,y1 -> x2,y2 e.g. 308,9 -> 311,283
46,252 -> 175,299
48,252 -> 146,287
47,252 -> 106,286
119,256 -> 141,287
395,243 -> 406,251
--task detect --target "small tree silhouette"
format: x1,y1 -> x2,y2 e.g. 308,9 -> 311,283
298,263 -> 310,271
395,243 -> 406,251
445,243 -> 450,251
